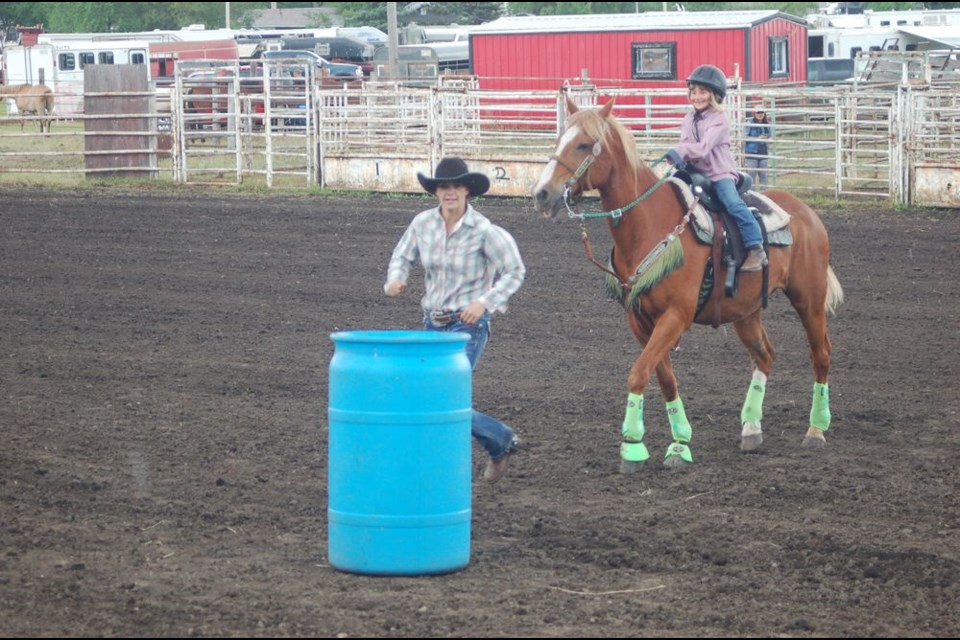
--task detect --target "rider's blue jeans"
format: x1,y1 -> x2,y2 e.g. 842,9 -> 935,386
423,311 -> 517,461
714,177 -> 762,250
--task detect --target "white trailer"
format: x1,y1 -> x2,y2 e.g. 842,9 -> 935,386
3,40 -> 150,115
807,8 -> 960,76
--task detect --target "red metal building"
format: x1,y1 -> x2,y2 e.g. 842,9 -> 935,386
469,10 -> 808,91
149,39 -> 239,83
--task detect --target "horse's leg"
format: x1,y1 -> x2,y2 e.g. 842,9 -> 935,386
620,390 -> 648,472
785,286 -> 834,448
619,354 -> 691,473
620,310 -> 653,472
657,351 -> 695,469
798,307 -> 832,448
621,311 -> 693,471
732,312 -> 775,452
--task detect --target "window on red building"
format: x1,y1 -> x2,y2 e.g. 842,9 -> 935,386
632,42 -> 676,80
768,37 -> 789,78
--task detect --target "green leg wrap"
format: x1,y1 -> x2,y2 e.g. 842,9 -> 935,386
664,397 -> 693,464
810,382 -> 831,431
741,371 -> 767,424
665,397 -> 692,443
621,393 -> 649,463
664,441 -> 693,463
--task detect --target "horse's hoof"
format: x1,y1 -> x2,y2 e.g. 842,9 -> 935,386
740,421 -> 762,452
801,426 -> 827,449
619,441 -> 649,473
740,434 -> 764,452
619,459 -> 646,474
662,455 -> 692,470
662,442 -> 693,469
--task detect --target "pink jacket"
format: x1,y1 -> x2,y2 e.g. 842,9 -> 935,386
671,107 -> 739,182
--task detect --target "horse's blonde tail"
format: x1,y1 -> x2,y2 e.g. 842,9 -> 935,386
825,265 -> 843,316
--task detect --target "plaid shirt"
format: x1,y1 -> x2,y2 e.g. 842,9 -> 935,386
385,205 -> 525,314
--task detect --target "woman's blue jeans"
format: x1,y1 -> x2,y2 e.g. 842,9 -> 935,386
745,157 -> 769,188
423,311 -> 517,461
714,177 -> 762,250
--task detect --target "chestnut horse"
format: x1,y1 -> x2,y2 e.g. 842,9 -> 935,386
0,84 -> 55,134
532,96 -> 843,471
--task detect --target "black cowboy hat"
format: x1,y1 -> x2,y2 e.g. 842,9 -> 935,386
417,157 -> 490,197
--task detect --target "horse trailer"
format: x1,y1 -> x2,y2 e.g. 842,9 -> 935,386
2,36 -> 243,117
3,40 -> 150,115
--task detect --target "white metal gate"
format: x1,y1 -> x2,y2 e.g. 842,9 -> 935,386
165,67 -> 960,205
904,87 -> 960,207
837,91 -> 895,199
173,60 -> 315,187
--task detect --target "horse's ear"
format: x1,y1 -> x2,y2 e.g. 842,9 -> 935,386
564,94 -> 579,115
598,97 -> 616,118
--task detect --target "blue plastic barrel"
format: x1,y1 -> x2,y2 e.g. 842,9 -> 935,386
327,330 -> 472,575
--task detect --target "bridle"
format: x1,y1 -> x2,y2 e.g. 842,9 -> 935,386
549,139 -> 602,215
548,128 -> 694,294
551,132 -> 673,222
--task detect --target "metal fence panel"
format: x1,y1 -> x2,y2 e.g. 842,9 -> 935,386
908,87 -> 960,207
0,69 -> 957,206
174,60 -> 315,187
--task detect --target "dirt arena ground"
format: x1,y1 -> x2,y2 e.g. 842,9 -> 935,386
1,185 -> 958,637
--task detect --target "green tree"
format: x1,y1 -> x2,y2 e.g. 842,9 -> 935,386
333,2 -> 388,29
509,2 -> 597,15
4,2 -> 269,33
506,1 -> 960,17
0,2 -> 46,30
334,2 -> 503,29
415,2 -> 502,24
41,3 -> 114,32
4,2 -> 960,34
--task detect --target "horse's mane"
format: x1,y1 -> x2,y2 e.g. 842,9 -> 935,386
568,106 -> 641,177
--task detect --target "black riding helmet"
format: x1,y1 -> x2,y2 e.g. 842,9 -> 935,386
686,64 -> 727,103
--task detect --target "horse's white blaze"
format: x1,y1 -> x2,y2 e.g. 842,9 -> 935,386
532,124 -> 581,195
532,158 -> 559,196
556,124 -> 581,155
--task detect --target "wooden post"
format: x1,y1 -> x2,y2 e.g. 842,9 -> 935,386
84,65 -> 158,179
